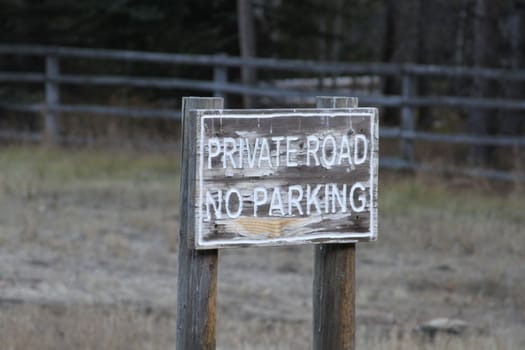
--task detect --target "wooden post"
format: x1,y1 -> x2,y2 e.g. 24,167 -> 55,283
176,97 -> 223,350
45,54 -> 59,144
401,73 -> 415,165
313,96 -> 357,350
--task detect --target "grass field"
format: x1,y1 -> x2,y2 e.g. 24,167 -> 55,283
0,146 -> 523,349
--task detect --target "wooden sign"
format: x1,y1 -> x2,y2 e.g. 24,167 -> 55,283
189,108 -> 378,249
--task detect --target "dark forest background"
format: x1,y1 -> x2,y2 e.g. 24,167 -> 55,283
2,0 -> 524,67
1,0 -> 524,158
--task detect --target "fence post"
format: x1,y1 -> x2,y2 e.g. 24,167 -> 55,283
213,54 -> 228,104
45,54 -> 59,144
401,72 -> 415,165
313,96 -> 357,350
176,97 -> 223,350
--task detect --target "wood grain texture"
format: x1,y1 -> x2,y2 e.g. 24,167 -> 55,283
176,97 -> 223,350
313,243 -> 356,350
314,96 -> 359,350
192,107 -> 378,249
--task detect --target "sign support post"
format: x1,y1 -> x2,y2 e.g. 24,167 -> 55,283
313,96 -> 358,350
176,97 -> 223,350
177,95 -> 377,349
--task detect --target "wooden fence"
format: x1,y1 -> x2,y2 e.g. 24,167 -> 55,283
1,44 -> 524,181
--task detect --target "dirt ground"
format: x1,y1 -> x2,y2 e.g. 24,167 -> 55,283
0,147 -> 524,349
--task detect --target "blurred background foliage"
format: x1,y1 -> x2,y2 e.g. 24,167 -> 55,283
0,0 -> 523,67
1,0 -> 524,151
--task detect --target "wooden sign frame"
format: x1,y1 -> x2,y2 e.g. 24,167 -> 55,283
187,108 -> 378,249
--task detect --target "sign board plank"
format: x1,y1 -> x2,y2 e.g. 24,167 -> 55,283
191,108 -> 378,249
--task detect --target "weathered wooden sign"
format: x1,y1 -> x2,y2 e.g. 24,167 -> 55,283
189,108 -> 378,249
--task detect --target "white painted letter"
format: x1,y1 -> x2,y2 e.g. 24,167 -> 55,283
331,183 -> 347,213
271,136 -> 284,167
350,182 -> 367,212
246,138 -> 260,168
354,134 -> 368,165
207,138 -> 221,169
321,135 -> 337,168
269,187 -> 285,216
206,189 -> 222,220
253,187 -> 268,217
238,138 -> 244,168
258,137 -> 272,168
288,185 -> 304,215
324,184 -> 330,213
225,188 -> 243,218
306,184 -> 322,215
286,136 -> 299,167
306,135 -> 320,166
337,134 -> 352,166
222,137 -> 237,168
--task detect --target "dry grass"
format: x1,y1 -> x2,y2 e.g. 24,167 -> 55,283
0,306 -> 520,349
0,303 -> 174,350
0,147 -> 524,349
357,327 -> 520,350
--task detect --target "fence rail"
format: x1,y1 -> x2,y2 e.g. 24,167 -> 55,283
1,44 -> 524,181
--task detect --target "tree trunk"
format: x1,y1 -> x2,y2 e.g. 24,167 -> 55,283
501,1 -> 525,136
453,0 -> 469,103
500,1 -> 525,169
415,0 -> 431,130
330,0 -> 345,63
329,0 -> 345,89
467,0 -> 499,165
237,0 -> 257,108
381,0 -> 399,124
